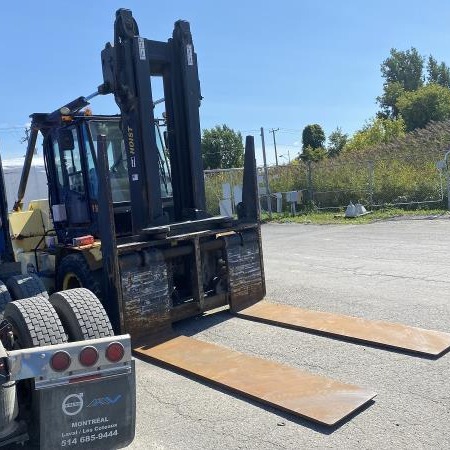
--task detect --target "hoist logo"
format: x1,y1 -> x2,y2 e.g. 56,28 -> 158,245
62,393 -> 84,416
127,126 -> 135,155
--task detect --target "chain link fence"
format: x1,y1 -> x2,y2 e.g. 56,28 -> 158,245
204,149 -> 446,215
309,152 -> 444,209
204,120 -> 450,214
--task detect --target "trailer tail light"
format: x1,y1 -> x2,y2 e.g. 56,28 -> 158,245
50,351 -> 71,372
106,342 -> 125,363
79,346 -> 99,367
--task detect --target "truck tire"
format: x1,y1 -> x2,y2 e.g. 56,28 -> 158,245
0,281 -> 12,320
4,297 -> 67,348
6,274 -> 48,301
3,297 -> 67,446
56,253 -> 102,298
49,288 -> 114,341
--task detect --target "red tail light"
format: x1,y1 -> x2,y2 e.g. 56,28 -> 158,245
79,346 -> 99,367
106,342 -> 125,363
50,351 -> 71,372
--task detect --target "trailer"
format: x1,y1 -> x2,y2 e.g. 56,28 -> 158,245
0,159 -> 136,447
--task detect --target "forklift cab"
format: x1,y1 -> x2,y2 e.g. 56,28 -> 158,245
45,116 -> 172,243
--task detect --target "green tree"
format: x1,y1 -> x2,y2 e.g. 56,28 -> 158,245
327,127 -> 348,157
377,81 -> 405,118
427,56 -> 450,88
381,47 -> 424,90
300,145 -> 327,162
377,48 -> 424,117
201,125 -> 244,169
302,124 -> 325,150
396,83 -> 450,131
344,116 -> 406,153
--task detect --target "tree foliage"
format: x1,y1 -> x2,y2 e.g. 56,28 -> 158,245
377,48 -> 450,127
427,56 -> 450,88
327,127 -> 348,157
381,48 -> 424,91
396,83 -> 450,131
300,145 -> 327,162
377,81 -> 405,119
302,124 -> 325,150
343,116 -> 406,153
201,125 -> 244,169
377,48 -> 424,118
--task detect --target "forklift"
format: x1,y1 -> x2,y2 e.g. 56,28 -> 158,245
9,8 -> 450,426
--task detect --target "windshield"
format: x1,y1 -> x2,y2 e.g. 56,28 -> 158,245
88,121 -> 130,203
155,121 -> 172,198
87,120 -> 172,203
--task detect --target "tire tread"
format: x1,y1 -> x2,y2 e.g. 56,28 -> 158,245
4,297 -> 67,347
49,288 -> 113,341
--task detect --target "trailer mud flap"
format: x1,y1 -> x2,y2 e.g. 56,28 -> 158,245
134,335 -> 376,426
235,302 -> 450,357
38,367 -> 136,450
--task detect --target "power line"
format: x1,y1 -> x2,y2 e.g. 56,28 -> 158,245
278,128 -> 303,133
239,129 -> 260,135
0,126 -> 28,132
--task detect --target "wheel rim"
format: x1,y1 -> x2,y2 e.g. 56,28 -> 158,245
62,272 -> 82,290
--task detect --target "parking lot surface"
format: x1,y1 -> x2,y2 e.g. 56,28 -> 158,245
129,218 -> 450,450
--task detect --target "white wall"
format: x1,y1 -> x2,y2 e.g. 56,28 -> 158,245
2,157 -> 49,210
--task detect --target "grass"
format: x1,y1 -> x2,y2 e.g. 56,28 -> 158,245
261,207 -> 450,225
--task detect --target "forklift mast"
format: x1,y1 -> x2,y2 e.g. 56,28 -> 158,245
99,9 -> 207,234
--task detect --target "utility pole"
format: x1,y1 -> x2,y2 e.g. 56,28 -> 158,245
269,128 -> 279,166
260,127 -> 272,218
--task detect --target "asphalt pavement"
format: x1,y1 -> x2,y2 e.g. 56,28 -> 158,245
129,218 -> 450,450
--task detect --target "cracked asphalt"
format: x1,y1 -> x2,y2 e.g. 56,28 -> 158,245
128,218 -> 450,450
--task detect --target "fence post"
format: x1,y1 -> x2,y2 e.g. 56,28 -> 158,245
446,169 -> 450,210
368,160 -> 374,207
307,160 -> 313,203
443,150 -> 450,210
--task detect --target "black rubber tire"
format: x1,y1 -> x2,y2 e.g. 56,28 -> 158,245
6,274 -> 48,301
49,288 -> 114,341
56,253 -> 102,298
4,297 -> 67,348
0,280 -> 12,320
4,297 -> 67,445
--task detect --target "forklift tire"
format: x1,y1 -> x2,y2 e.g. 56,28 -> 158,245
49,288 -> 114,341
0,281 -> 12,319
56,253 -> 102,298
4,297 -> 68,348
6,274 -> 48,301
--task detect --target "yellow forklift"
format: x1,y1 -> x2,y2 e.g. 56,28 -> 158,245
7,8 -> 450,429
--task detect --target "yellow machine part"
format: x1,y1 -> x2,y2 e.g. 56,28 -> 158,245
28,199 -> 53,232
8,200 -> 57,276
9,209 -> 45,254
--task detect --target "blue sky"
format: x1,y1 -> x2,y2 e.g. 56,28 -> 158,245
1,1 -> 449,164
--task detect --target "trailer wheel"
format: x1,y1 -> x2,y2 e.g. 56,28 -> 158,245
49,288 -> 114,341
56,253 -> 102,298
0,281 -> 12,320
6,274 -> 48,301
4,297 -> 67,348
4,297 -> 67,445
